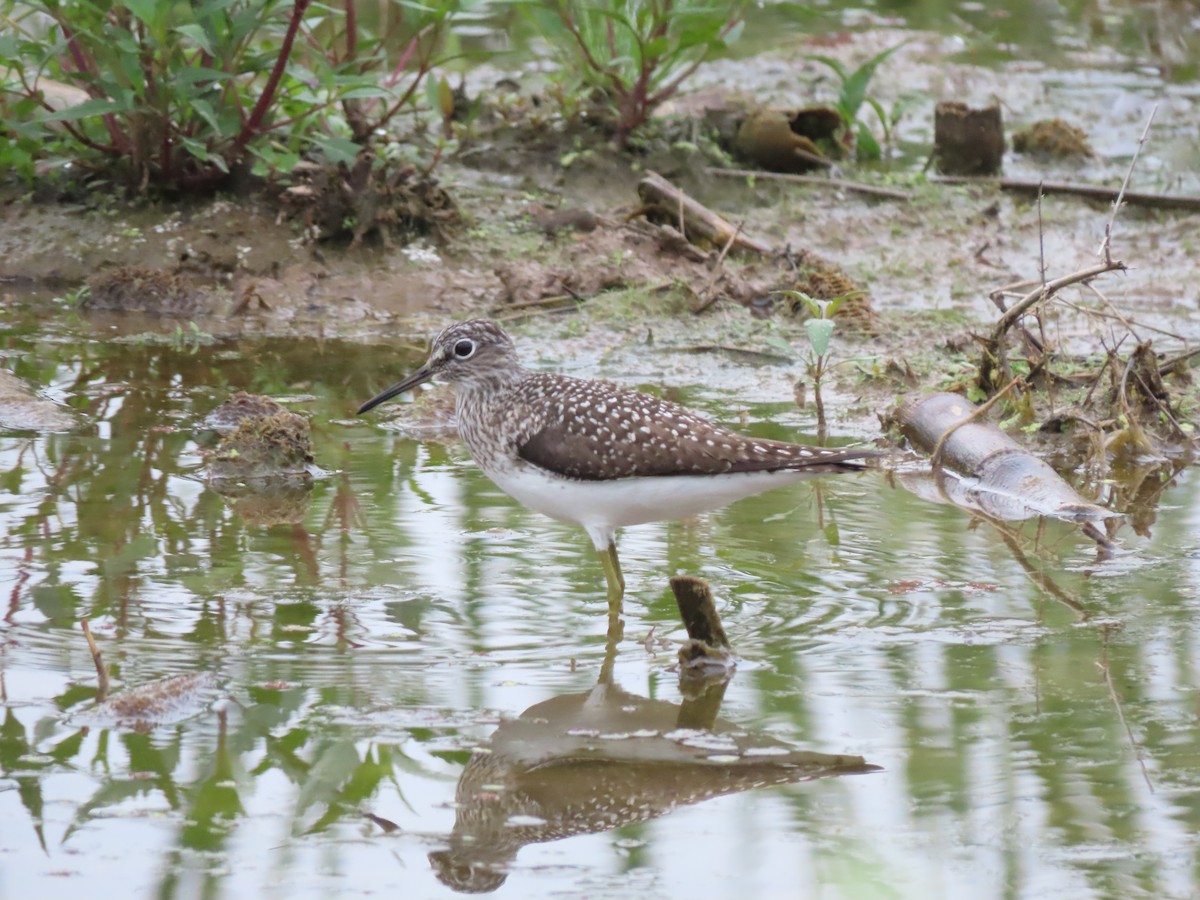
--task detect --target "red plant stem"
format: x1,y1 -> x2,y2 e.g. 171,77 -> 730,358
59,20 -> 129,152
556,6 -> 626,98
231,0 -> 312,156
375,64 -> 427,131
16,66 -> 118,154
345,0 -> 357,66
648,17 -> 740,106
383,31 -> 421,90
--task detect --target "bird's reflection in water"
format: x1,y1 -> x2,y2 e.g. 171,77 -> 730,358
429,616 -> 880,893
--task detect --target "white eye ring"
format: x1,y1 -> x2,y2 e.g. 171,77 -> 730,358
453,339 -> 476,359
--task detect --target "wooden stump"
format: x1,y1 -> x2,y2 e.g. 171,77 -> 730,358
934,101 -> 1004,175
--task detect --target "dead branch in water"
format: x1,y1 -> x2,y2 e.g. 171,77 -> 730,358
977,107 -> 1158,395
81,618 -> 111,702
929,376 -> 1025,469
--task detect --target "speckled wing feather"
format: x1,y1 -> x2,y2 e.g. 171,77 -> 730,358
513,375 -> 875,481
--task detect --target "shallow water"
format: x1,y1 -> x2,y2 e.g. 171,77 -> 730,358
5,0 -> 1200,893
1,310 -> 1199,900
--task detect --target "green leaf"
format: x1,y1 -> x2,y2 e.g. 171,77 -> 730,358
337,86 -> 393,100
173,24 -> 215,56
177,135 -> 212,162
643,36 -> 670,59
172,67 -> 234,86
780,289 -> 820,318
763,334 -> 794,357
188,97 -> 221,134
824,294 -> 850,318
805,317 -> 834,358
39,97 -> 124,123
855,122 -> 881,161
311,134 -> 361,165
840,42 -> 907,118
424,72 -> 442,113
123,0 -> 166,32
807,53 -> 847,81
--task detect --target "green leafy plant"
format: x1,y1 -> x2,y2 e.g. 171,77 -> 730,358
780,289 -> 859,435
0,0 -> 463,191
807,42 -> 906,161
524,0 -> 744,147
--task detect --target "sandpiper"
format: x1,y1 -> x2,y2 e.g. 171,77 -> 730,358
358,319 -> 878,600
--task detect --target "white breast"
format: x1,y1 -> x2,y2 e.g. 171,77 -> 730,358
485,462 -> 825,550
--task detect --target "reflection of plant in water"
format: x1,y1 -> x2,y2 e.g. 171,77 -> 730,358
0,336 -> 390,629
169,321 -> 216,352
1,672 -> 425,875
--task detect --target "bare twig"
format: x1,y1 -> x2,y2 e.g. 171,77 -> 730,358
1102,104 -> 1157,265
705,167 -> 912,201
1159,347 -> 1200,377
992,261 -> 1126,343
929,175 -> 1200,210
692,222 -> 742,314
80,618 -> 110,702
1037,183 -> 1047,286
1097,625 -> 1154,794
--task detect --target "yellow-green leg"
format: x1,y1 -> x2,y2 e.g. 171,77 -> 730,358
598,540 -> 625,604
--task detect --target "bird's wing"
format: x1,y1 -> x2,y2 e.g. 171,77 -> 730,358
513,376 -> 876,481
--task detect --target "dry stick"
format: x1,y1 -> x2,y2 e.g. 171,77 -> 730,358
1081,336 -> 1124,414
692,223 -> 743,314
928,172 -> 1200,213
1098,625 -> 1155,794
990,261 -> 1126,347
80,618 -> 110,702
705,167 -> 912,201
929,376 -> 1026,469
499,293 -> 582,311
673,343 -> 793,363
1160,347 -> 1200,377
1102,104 -> 1158,266
931,176 -> 1200,211
1058,298 -> 1185,343
1116,353 -> 1156,454
1129,365 -> 1192,441
677,188 -> 686,243
1037,183 -> 1047,286
1032,186 -> 1050,357
1080,282 -> 1147,344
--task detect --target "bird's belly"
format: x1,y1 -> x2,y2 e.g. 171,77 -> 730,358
485,464 -> 815,532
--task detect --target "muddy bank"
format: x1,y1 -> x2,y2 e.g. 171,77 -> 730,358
2,26 -> 1198,448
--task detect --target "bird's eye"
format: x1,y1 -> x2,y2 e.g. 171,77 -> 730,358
453,339 -> 475,359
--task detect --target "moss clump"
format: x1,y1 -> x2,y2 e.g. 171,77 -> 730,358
1012,119 -> 1093,159
277,155 -> 459,246
207,409 -> 313,479
783,251 -> 876,329
203,391 -> 288,434
84,266 -> 208,316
